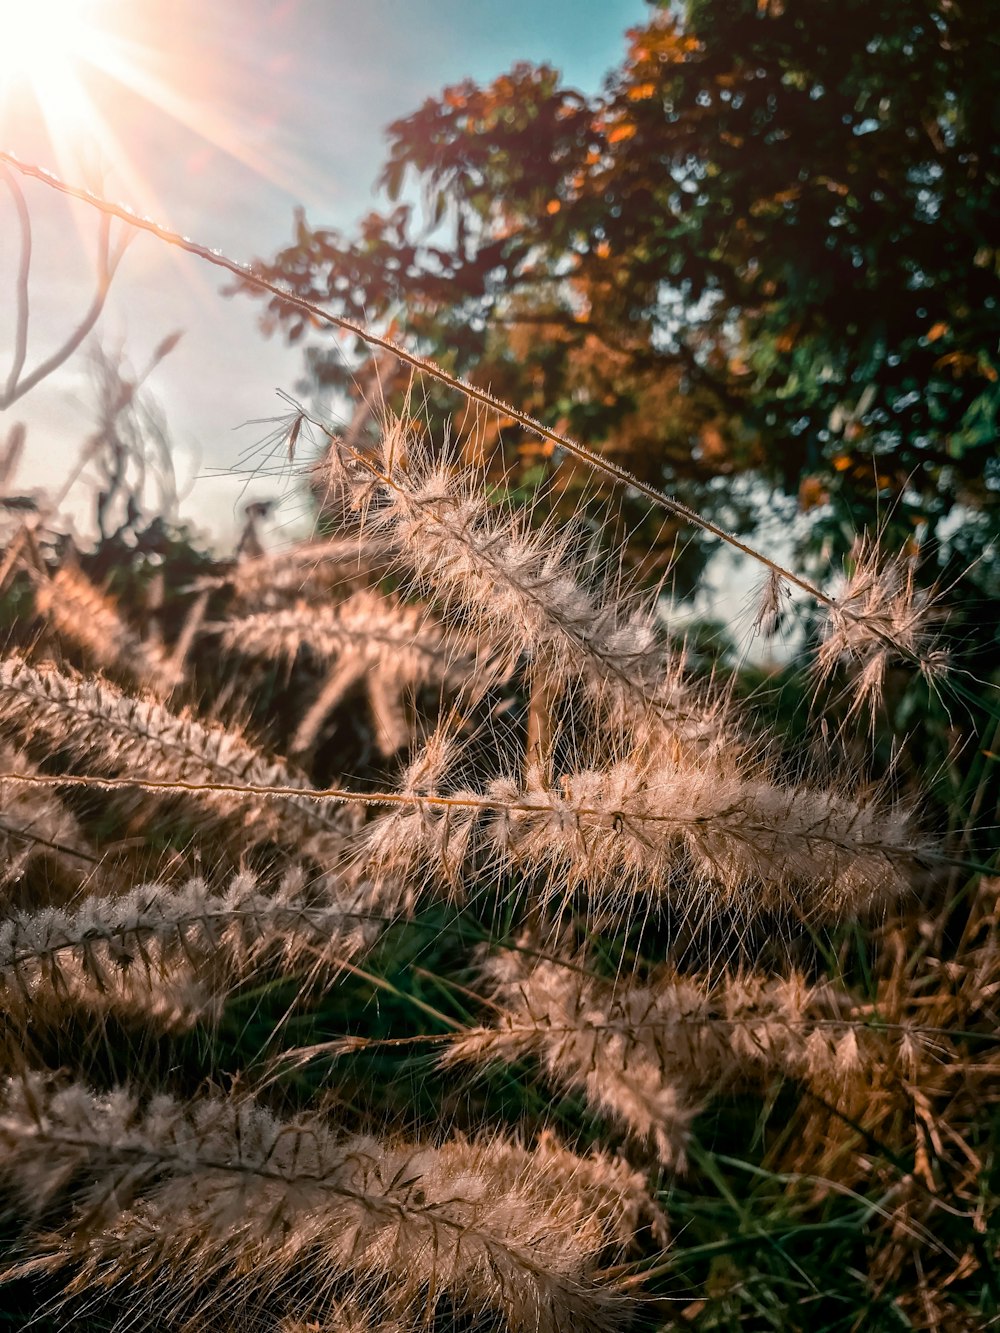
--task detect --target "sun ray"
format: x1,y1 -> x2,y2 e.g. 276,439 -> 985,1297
0,0 -> 325,317
87,41 -> 313,199
0,0 -> 313,203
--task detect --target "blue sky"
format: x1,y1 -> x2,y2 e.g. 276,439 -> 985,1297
0,0 -> 649,540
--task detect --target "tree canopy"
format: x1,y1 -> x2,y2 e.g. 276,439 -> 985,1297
240,0 -> 999,589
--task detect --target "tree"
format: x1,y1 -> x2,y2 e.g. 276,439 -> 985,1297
238,0 -> 999,590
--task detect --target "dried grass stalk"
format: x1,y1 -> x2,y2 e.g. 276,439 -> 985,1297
0,744 -> 94,900
816,538 -> 947,715
217,591 -> 484,755
35,563 -> 177,693
320,418 -> 721,745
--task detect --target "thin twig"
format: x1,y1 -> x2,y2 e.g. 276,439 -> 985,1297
4,215 -> 127,407
0,166 -> 31,403
0,176 -> 131,411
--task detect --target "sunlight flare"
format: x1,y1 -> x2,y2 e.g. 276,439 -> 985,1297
0,0 -> 311,204
0,0 -> 109,125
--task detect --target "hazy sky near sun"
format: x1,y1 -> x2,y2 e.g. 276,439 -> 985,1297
0,0 -> 649,543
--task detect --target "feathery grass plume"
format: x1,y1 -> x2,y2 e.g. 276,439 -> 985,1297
445,951 -> 881,1168
483,1126 -> 669,1249
0,655 -> 353,863
0,1074 -> 636,1332
33,562 -> 176,693
215,591 -> 483,756
815,537 -> 947,715
0,870 -> 377,1037
319,416 -> 720,745
200,536 -> 394,609
362,729 -> 482,904
0,744 -> 94,903
364,735 -> 920,922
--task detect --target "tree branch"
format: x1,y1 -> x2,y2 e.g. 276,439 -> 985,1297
1,166 -> 32,404
0,202 -> 132,411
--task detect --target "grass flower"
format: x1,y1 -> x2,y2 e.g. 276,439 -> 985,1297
0,1073 -> 637,1332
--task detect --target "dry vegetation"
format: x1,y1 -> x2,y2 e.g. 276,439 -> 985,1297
0,164 -> 997,1332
